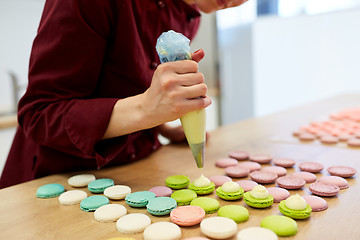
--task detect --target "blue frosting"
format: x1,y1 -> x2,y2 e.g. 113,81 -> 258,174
156,30 -> 191,63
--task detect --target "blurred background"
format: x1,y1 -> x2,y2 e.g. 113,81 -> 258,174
1,0 -> 360,172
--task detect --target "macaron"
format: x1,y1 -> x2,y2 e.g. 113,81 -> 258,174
327,165 -> 357,178
208,175 -> 232,187
279,194 -> 312,219
302,195 -> 328,212
143,222 -> 181,240
260,215 -> 297,237
58,190 -> 88,205
146,197 -> 177,216
237,161 -> 261,172
272,158 -> 296,168
171,189 -> 197,206
249,153 -> 272,164
216,181 -> 244,200
170,205 -> 205,227
276,175 -> 306,190
116,213 -> 151,234
262,166 -> 287,177
224,165 -> 250,178
215,158 -> 238,168
250,170 -> 278,184
309,182 -> 340,197
188,175 -> 215,195
267,187 -> 290,203
237,227 -> 278,240
299,162 -> 324,173
298,132 -> 316,141
106,238 -> 136,240
190,197 -> 220,214
291,171 -> 317,183
217,205 -> 249,223
244,185 -> 273,208
318,176 -> 349,189
200,217 -> 237,239
88,178 -> 114,193
347,138 -> 360,147
125,191 -> 156,207
80,195 -> 109,212
320,134 -> 339,144
104,185 -> 131,200
228,150 -> 250,160
149,186 -> 172,197
36,183 -> 65,198
235,180 -> 258,192
94,204 -> 127,222
166,175 -> 190,189
182,238 -> 209,240
68,174 -> 96,187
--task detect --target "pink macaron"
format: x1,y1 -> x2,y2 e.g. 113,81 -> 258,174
236,180 -> 258,192
249,170 -> 278,184
215,158 -> 238,168
228,150 -> 250,160
148,186 -> 173,197
272,158 -> 296,168
292,171 -> 317,183
317,176 -> 349,189
262,166 -> 287,177
302,195 -> 328,212
225,165 -> 250,178
327,165 -> 357,178
347,138 -> 360,147
267,187 -> 290,203
237,161 -> 261,172
320,134 -> 339,144
299,162 -> 324,173
298,132 -> 316,141
209,175 -> 232,187
170,205 -> 205,227
309,182 -> 340,197
276,175 -> 306,190
249,154 -> 272,164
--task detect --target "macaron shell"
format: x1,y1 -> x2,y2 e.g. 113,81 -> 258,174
249,154 -> 272,164
116,213 -> 151,234
171,189 -> 197,206
190,197 -> 220,214
327,165 -> 357,178
88,178 -> 114,193
59,190 -> 88,205
209,175 -> 232,187
146,197 -> 177,216
236,180 -> 258,192
298,162 -> 324,173
262,166 -> 287,177
309,182 -> 340,197
291,171 -> 317,183
243,192 -> 273,208
272,158 -> 296,168
104,185 -> 131,200
217,205 -> 249,223
267,187 -> 290,203
68,174 -> 96,187
170,205 -> 205,227
279,200 -> 312,219
166,175 -> 190,189
237,162 -> 261,172
125,191 -> 156,207
149,186 -> 173,197
188,182 -> 215,195
143,222 -> 181,240
276,175 -> 306,190
36,183 -> 65,198
318,176 -> 349,189
228,150 -> 249,160
224,166 -> 250,178
215,187 -> 244,201
250,170 -> 278,184
215,158 -> 238,168
80,195 -> 110,212
237,227 -> 278,240
261,215 -> 298,237
200,217 -> 237,239
302,195 -> 328,212
94,204 -> 127,222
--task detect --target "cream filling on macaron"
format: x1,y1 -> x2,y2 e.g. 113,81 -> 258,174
193,174 -> 211,187
285,194 -> 307,210
250,185 -> 269,199
221,181 -> 240,192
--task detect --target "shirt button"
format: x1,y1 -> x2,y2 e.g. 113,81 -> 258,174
157,0 -> 165,8
152,145 -> 157,150
131,154 -> 136,159
187,15 -> 194,22
150,62 -> 158,69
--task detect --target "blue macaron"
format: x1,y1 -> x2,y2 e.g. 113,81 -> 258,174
80,195 -> 109,212
87,178 -> 114,193
125,191 -> 156,207
147,197 -> 177,216
36,183 -> 65,198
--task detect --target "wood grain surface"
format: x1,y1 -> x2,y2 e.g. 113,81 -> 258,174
0,94 -> 360,240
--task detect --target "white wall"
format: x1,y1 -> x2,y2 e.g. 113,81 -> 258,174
253,8 -> 360,116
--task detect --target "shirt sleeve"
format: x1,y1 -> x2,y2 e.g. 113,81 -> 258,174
18,0 -> 124,164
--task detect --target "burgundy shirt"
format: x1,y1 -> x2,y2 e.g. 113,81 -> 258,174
0,0 -> 200,188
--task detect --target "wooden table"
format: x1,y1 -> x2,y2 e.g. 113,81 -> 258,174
1,94 -> 360,240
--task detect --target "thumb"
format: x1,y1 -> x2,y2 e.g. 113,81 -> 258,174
191,49 -> 205,63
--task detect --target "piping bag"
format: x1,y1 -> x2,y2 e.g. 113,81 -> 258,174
156,30 -> 206,169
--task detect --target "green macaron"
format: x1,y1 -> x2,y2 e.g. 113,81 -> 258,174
87,178 -> 114,193
216,186 -> 244,200
36,183 -> 65,198
125,191 -> 156,208
190,197 -> 220,214
261,215 -> 298,237
166,175 -> 190,189
279,200 -> 312,219
188,182 -> 215,195
171,189 -> 197,205
80,195 -> 109,212
218,205 -> 249,223
243,191 -> 273,208
146,197 -> 177,216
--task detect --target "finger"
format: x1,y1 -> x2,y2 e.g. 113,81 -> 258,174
159,60 -> 198,74
191,49 -> 205,63
226,0 -> 248,8
181,96 -> 212,112
182,83 -> 208,100
177,72 -> 205,86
